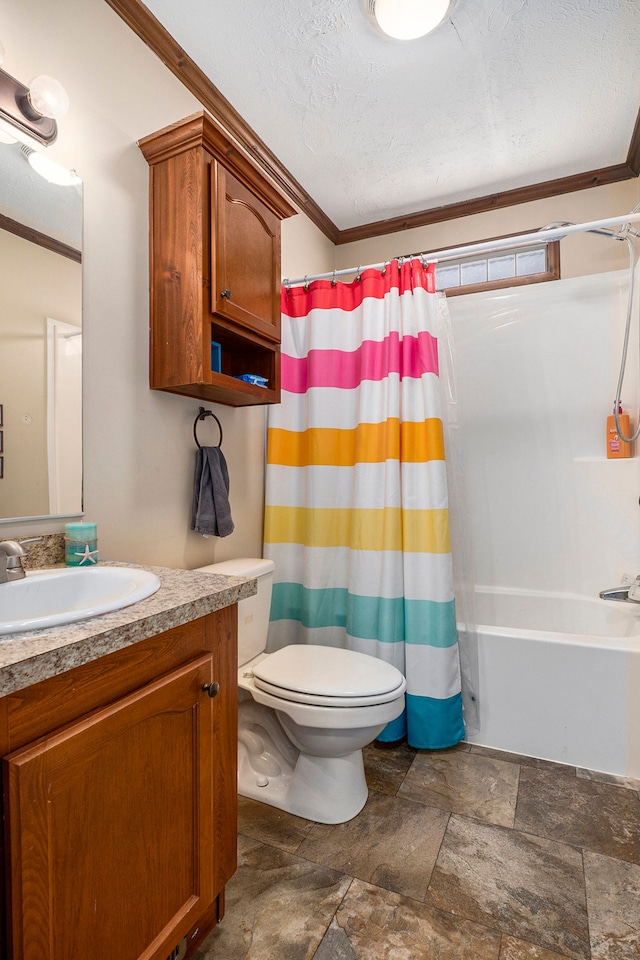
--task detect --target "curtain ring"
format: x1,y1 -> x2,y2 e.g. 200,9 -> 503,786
355,266 -> 362,282
380,263 -> 386,276
303,275 -> 310,292
331,270 -> 337,287
283,277 -> 291,293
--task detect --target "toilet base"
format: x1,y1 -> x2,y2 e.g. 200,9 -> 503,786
238,697 -> 369,823
240,748 -> 369,824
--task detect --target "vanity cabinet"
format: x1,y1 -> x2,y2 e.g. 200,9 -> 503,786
0,606 -> 237,960
139,112 -> 296,407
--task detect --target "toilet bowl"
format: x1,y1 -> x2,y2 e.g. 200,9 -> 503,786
197,558 -> 406,823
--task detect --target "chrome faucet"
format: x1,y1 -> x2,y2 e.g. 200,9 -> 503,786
0,539 -> 41,584
599,575 -> 640,603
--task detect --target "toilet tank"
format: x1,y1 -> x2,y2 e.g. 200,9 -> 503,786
196,558 -> 274,666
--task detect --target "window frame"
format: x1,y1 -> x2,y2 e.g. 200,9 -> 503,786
431,230 -> 560,297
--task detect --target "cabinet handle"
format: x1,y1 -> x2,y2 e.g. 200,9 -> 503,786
202,681 -> 220,698
220,289 -> 232,299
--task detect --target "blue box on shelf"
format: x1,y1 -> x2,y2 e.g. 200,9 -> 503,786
210,340 -> 222,373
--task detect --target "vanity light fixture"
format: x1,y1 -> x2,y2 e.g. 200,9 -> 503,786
365,0 -> 453,40
0,42 -> 69,146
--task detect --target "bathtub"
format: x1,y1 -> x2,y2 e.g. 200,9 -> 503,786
462,587 -> 640,779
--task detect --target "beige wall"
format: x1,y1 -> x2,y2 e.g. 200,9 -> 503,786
281,214 -> 336,285
336,179 -> 640,278
0,231 -> 81,520
1,0 -> 332,568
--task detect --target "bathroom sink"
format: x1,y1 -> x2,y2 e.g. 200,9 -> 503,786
0,566 -> 161,635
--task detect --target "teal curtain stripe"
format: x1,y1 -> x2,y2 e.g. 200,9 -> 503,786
271,582 -> 346,629
405,598 -> 457,647
377,692 -> 465,749
271,582 -> 458,648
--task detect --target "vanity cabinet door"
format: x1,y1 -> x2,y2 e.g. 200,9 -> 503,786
3,655 -> 216,960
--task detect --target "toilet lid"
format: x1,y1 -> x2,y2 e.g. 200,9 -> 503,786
251,645 -> 405,705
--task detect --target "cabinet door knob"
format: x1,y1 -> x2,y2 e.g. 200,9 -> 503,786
202,681 -> 220,698
220,289 -> 232,299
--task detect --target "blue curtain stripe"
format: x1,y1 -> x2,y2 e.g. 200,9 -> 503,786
378,693 -> 465,749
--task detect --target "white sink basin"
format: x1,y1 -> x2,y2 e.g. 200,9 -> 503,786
0,566 -> 161,636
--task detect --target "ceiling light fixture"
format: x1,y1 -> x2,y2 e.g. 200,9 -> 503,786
0,42 -> 69,146
366,0 -> 453,40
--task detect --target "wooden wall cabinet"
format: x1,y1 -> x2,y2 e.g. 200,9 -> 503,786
139,113 -> 296,407
1,607 -> 237,960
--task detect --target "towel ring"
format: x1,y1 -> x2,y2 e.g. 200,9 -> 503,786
193,407 -> 223,449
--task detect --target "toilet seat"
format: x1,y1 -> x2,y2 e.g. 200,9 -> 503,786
251,644 -> 406,707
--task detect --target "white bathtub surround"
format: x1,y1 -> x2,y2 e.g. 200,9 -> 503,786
447,269 -> 640,598
442,267 -> 640,778
462,586 -> 640,778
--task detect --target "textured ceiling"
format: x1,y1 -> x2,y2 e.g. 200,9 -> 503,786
144,0 -> 640,231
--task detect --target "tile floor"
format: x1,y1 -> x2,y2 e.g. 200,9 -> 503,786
195,741 -> 640,960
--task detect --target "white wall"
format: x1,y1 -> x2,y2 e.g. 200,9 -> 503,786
2,0 -> 333,567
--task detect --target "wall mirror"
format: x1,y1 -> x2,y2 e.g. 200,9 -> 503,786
0,140 -> 82,523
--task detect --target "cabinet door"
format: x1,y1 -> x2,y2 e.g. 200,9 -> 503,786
3,655 -> 216,960
212,163 -> 281,343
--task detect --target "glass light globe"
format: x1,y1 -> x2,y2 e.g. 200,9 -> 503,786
27,75 -> 70,120
27,150 -> 80,186
374,0 -> 451,40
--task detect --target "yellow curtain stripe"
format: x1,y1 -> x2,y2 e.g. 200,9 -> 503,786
264,506 -> 451,553
267,419 -> 444,467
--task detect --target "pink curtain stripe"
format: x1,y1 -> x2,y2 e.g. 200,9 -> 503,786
282,330 -> 439,393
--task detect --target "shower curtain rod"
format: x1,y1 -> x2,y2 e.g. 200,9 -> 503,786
283,211 -> 640,287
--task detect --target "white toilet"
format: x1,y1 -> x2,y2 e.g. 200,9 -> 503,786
197,558 -> 406,824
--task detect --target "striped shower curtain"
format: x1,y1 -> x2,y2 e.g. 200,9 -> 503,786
263,259 -> 464,749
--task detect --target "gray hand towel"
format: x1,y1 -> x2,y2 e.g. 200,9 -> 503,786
191,446 -> 234,537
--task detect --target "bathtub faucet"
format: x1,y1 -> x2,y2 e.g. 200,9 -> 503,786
599,576 -> 640,603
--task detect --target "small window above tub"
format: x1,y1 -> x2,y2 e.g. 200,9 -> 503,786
434,234 -> 560,297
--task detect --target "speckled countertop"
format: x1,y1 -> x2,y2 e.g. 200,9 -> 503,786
0,561 -> 256,698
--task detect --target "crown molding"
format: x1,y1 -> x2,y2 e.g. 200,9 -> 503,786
336,163 -> 637,245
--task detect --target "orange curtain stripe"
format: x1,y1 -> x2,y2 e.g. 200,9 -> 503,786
267,419 -> 444,467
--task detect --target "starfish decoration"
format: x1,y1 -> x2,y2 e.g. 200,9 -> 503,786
73,544 -> 99,565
